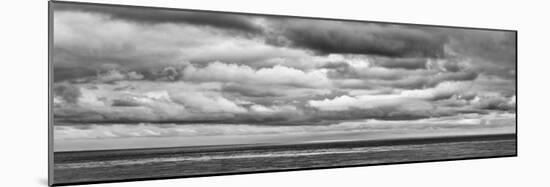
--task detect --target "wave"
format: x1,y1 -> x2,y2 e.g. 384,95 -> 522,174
55,145 -> 412,169
55,139 -> 516,170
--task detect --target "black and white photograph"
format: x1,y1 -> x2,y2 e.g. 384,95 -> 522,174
50,1 -> 516,185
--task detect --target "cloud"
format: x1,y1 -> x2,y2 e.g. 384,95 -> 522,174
53,80 -> 312,124
309,81 -> 471,111
182,62 -> 332,88
53,83 -> 82,104
471,74 -> 516,97
52,10 -> 199,76
111,98 -> 142,107
54,79 -> 480,125
471,94 -> 516,111
374,57 -> 428,70
325,63 -> 426,81
268,20 -> 448,58
221,84 -> 284,97
56,63 -> 145,84
53,82 -> 221,123
445,29 -> 516,79
95,69 -> 144,83
52,2 -> 516,131
326,59 -> 478,90
171,91 -> 247,113
52,9 -> 318,82
54,2 -> 263,33
54,112 -> 515,140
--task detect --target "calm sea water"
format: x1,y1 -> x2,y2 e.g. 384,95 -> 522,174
53,134 -> 516,184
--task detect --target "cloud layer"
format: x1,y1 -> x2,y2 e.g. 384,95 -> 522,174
52,2 -> 516,146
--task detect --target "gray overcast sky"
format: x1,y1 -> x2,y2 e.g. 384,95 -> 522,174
52,2 -> 516,150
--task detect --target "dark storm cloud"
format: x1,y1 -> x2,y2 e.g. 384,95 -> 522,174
111,99 -> 142,107
477,100 -> 515,111
374,58 -> 428,70
268,19 -> 448,58
54,2 -> 263,33
472,75 -> 516,97
54,67 -> 97,82
450,31 -> 516,65
222,84 -> 284,98
473,95 -> 516,112
446,30 -> 516,79
135,67 -> 184,82
53,83 -> 82,104
52,44 -> 181,82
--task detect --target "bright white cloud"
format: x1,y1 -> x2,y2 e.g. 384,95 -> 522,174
250,104 -> 299,114
182,62 -> 332,87
309,81 -> 471,111
54,81 -> 248,121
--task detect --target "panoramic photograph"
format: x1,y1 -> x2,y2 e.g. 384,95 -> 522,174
51,1 -> 516,185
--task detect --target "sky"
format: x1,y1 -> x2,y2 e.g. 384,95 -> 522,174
52,2 -> 516,151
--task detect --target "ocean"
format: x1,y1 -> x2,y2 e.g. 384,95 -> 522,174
53,134 -> 516,185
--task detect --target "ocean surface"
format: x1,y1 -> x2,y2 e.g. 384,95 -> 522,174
53,134 -> 516,184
